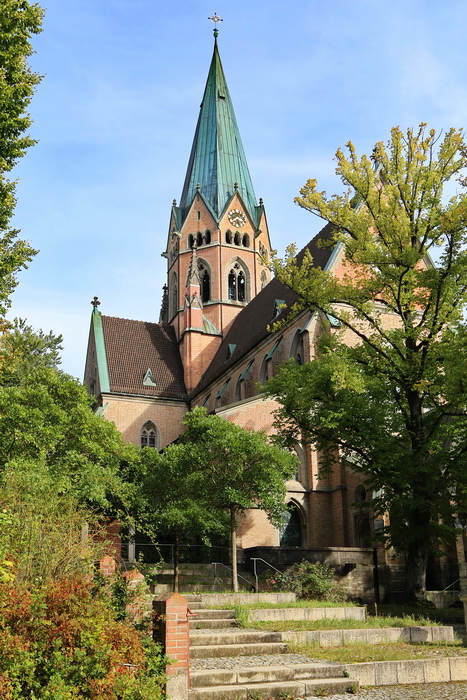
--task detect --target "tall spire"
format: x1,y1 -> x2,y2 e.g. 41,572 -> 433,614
179,35 -> 257,221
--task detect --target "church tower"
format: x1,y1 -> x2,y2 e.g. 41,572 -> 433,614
161,28 -> 272,392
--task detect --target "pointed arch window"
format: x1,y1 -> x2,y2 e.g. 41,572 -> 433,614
188,234 -> 194,249
196,232 -> 203,247
170,272 -> 178,319
205,230 -> 211,245
260,270 -> 268,289
198,262 -> 210,303
140,421 -> 160,449
225,230 -> 233,244
228,262 -> 247,302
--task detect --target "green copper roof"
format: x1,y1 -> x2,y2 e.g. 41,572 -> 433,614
179,38 -> 257,222
92,306 -> 110,394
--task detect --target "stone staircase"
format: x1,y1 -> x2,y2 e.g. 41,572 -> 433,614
186,595 -> 360,699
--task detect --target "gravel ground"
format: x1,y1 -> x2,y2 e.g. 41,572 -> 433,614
312,681 -> 467,699
191,653 -> 324,670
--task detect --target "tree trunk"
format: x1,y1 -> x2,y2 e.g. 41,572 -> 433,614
405,537 -> 428,602
230,507 -> 238,592
173,532 -> 180,593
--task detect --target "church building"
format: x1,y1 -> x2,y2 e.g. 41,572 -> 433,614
83,30 -> 459,595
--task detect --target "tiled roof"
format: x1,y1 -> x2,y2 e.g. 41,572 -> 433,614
192,223 -> 336,396
101,316 -> 186,399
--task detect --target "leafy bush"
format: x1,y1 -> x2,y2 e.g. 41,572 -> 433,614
0,577 -> 165,699
273,560 -> 347,601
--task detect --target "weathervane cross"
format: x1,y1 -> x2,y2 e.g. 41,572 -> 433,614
208,12 -> 223,38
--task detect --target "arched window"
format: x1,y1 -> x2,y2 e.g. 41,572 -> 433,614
198,262 -> 210,303
225,230 -> 232,244
170,272 -> 178,319
205,230 -> 211,245
234,359 -> 254,402
259,356 -> 271,384
188,234 -> 194,249
140,421 -> 160,449
196,232 -> 203,247
260,270 -> 268,289
234,232 -> 241,246
290,330 -> 306,365
279,503 -> 303,546
228,261 -> 248,302
242,233 -> 250,247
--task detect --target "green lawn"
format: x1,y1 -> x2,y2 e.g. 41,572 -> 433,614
247,613 -> 440,632
296,640 -> 466,663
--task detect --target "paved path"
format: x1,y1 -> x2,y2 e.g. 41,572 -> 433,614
191,652 -> 319,670
311,681 -> 467,699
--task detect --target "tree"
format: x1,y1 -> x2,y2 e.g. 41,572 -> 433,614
134,446 -> 229,592
264,125 -> 467,601
0,0 -> 44,317
175,408 -> 297,592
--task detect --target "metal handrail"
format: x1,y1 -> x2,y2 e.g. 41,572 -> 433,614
212,562 -> 254,590
251,557 -> 284,593
442,578 -> 461,592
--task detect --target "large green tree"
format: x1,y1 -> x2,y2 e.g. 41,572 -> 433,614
0,0 -> 43,317
264,125 -> 467,601
134,445 -> 229,592
175,408 -> 297,592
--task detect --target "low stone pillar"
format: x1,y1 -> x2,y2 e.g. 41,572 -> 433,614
99,554 -> 116,576
153,592 -> 190,700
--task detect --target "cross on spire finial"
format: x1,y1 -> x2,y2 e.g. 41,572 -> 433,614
91,296 -> 101,308
208,12 -> 223,38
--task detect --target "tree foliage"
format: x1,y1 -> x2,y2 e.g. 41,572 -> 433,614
135,408 -> 297,591
0,0 -> 44,316
178,408 -> 297,591
265,125 -> 467,600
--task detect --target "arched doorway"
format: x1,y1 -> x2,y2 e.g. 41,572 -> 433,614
279,503 -> 303,546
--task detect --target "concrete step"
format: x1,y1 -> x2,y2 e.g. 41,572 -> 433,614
188,677 -> 359,699
190,630 -> 283,646
194,609 -> 236,620
190,662 -> 349,687
190,642 -> 289,659
192,619 -> 238,629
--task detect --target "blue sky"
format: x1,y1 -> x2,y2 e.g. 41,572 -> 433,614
9,0 -> 467,378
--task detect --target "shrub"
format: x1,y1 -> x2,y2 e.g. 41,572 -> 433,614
0,577 -> 165,699
274,560 -> 347,601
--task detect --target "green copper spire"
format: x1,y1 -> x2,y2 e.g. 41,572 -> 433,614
179,36 -> 257,221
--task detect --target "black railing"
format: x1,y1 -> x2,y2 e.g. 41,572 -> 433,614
121,542 -> 230,565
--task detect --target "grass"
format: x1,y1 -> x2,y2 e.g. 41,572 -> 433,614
246,612 -> 441,632
375,603 -> 464,626
295,639 -> 466,664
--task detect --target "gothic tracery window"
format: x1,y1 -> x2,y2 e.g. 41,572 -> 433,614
140,421 -> 159,449
228,263 -> 247,302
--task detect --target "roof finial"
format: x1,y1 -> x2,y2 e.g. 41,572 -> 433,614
91,296 -> 101,308
208,12 -> 223,39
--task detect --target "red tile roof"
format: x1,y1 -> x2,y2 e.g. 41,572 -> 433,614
101,316 -> 186,399
192,223 -> 336,395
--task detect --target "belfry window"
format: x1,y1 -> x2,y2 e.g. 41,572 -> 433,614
170,272 -> 178,319
140,421 -> 159,449
228,263 -> 246,302
199,262 -> 210,303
